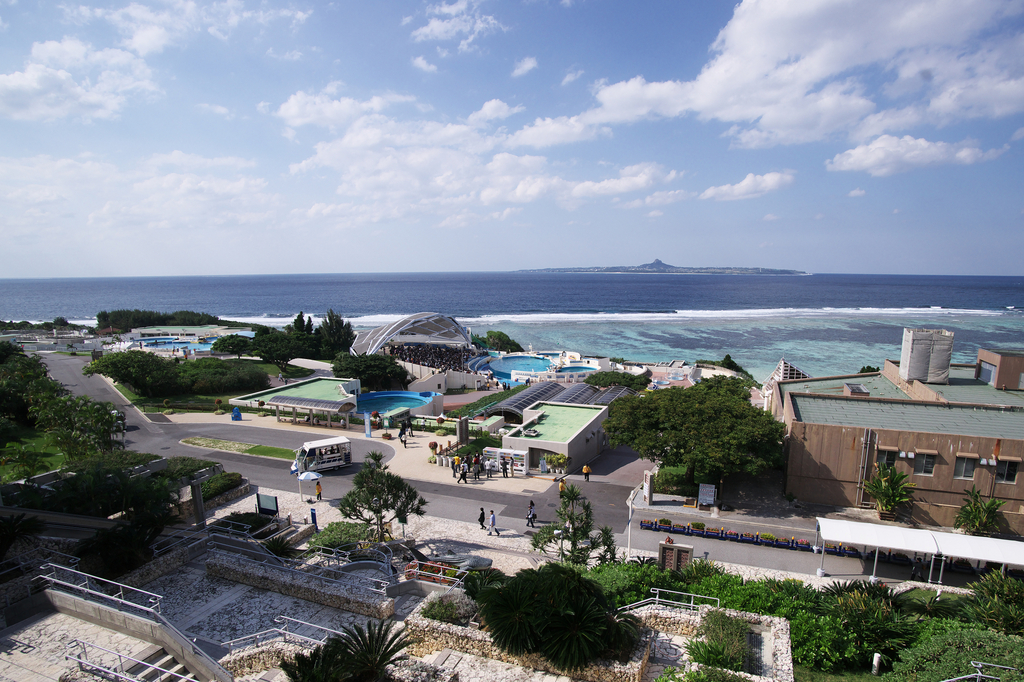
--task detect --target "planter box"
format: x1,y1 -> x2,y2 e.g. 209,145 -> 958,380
656,525 -> 673,533
949,562 -> 975,574
724,533 -> 739,541
773,540 -> 792,549
738,536 -> 756,544
639,522 -> 654,530
890,556 -> 911,565
795,543 -> 812,552
671,527 -> 688,534
825,547 -> 841,555
843,548 -> 862,559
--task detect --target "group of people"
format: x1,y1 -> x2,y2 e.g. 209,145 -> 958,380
451,453 -> 517,482
386,343 -> 472,372
477,501 -> 539,535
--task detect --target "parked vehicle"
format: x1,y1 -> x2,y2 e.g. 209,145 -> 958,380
290,436 -> 352,474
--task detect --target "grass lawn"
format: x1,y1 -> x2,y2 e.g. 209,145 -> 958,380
794,665 -> 876,682
182,437 -> 295,460
902,587 -> 967,605
0,426 -> 66,479
454,434 -> 501,457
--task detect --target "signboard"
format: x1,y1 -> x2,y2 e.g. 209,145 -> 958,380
643,470 -> 653,505
658,542 -> 693,571
698,483 -> 717,507
364,412 -> 372,438
256,493 -> 279,516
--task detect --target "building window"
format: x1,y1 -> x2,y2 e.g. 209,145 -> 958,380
877,451 -> 897,468
995,461 -> 1019,484
913,454 -> 936,476
979,361 -> 996,385
954,458 -> 976,480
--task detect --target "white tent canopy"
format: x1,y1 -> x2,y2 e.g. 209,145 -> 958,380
350,312 -> 472,356
817,517 -> 1024,567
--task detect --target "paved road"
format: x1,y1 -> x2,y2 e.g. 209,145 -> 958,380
37,352 -> 975,585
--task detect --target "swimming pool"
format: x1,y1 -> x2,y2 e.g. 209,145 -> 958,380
556,365 -> 596,373
139,336 -> 214,351
357,391 -> 437,414
487,355 -> 553,381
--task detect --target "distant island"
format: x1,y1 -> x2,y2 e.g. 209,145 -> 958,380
518,259 -> 807,275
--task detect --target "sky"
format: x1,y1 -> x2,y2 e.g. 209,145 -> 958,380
1,0 -> 1023,278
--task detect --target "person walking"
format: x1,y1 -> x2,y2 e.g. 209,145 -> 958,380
488,510 -> 500,536
500,457 -> 508,478
910,557 -> 924,581
527,501 -> 536,528
400,432 -> 407,448
315,481 -> 322,501
582,464 -> 592,482
478,507 -> 486,530
453,455 -> 461,479
559,478 -> 567,497
459,461 -> 469,484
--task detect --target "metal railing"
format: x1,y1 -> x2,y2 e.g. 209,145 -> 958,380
153,526 -> 209,557
0,547 -> 79,582
302,542 -> 395,576
402,560 -> 470,593
941,662 -> 1018,682
619,587 -> 719,613
65,639 -> 197,682
221,615 -> 349,654
38,564 -> 231,682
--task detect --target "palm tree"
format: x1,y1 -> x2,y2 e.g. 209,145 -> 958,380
954,486 -> 1006,535
335,619 -> 408,681
0,513 -> 46,562
862,463 -> 916,517
281,636 -> 348,682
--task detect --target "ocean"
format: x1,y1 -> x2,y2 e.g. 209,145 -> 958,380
2,272 -> 1022,382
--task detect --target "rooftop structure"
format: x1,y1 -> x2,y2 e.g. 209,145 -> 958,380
131,325 -> 246,338
350,312 -> 471,356
501,401 -> 610,471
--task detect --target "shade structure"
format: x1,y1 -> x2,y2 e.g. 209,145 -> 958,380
350,312 -> 472,356
296,470 -> 322,500
816,517 -> 1024,582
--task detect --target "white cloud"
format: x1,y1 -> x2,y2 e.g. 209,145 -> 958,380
411,0 -> 504,53
763,213 -> 780,221
562,70 -> 584,86
68,1 -> 311,56
197,103 -> 232,119
621,188 -> 693,209
267,48 -> 302,61
699,172 -> 794,201
505,115 -> 608,148
412,56 -> 438,73
647,210 -> 663,217
274,84 -> 415,130
848,187 -> 866,197
144,151 -> 255,170
1012,127 -> 1024,141
467,99 -> 523,126
570,163 -> 671,198
512,57 -> 537,78
505,0 -> 1024,149
826,135 -> 1006,176
0,38 -> 157,121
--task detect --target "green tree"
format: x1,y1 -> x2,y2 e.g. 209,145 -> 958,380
603,376 -> 784,485
332,354 -> 410,392
954,485 -> 1006,535
884,629 -> 1024,682
530,483 -> 616,565
83,350 -> 180,397
317,309 -> 356,358
280,620 -> 408,682
695,354 -> 753,380
336,451 -> 426,541
859,365 -> 881,373
30,395 -> 123,461
484,330 -> 524,353
252,332 -> 309,373
584,371 -> 651,391
0,443 -> 51,483
210,334 -> 252,358
862,463 -> 916,515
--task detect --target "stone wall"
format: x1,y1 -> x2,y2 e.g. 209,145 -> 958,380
119,545 -> 194,589
630,604 -> 794,682
205,553 -> 394,619
177,480 -> 252,522
219,642 -> 458,682
405,600 -> 653,682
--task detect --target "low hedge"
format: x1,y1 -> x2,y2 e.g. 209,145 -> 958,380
162,456 -> 217,481
307,521 -> 372,550
201,471 -> 243,500
216,511 -> 274,532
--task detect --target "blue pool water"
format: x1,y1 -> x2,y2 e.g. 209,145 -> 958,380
140,337 -> 214,351
556,365 -> 596,373
487,355 -> 552,380
357,391 -> 435,414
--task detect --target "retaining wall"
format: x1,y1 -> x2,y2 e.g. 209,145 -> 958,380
205,553 -> 394,619
405,599 -> 653,682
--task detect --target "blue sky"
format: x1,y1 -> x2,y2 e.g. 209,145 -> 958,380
2,0 -> 1023,278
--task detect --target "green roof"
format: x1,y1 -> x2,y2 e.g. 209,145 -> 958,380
777,373 -> 911,401
235,377 -> 356,402
525,403 -> 604,442
790,394 -> 1024,440
928,365 -> 1024,408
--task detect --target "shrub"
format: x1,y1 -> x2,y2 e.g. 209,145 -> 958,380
162,456 -> 217,481
463,568 -> 508,600
64,451 -> 161,474
217,512 -> 273,532
201,472 -> 243,500
434,429 -> 447,436
674,558 -> 725,585
588,562 -> 690,609
655,466 -> 699,496
421,590 -> 477,624
883,629 -> 1024,682
308,521 -> 372,550
961,572 -> 1024,635
690,610 -> 749,671
681,669 -> 749,682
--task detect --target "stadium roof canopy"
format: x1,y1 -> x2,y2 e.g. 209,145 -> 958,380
350,312 -> 472,356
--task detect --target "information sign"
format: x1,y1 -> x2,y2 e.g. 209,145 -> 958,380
698,483 -> 717,506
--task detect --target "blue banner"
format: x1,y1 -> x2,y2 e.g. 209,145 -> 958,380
364,412 -> 372,438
